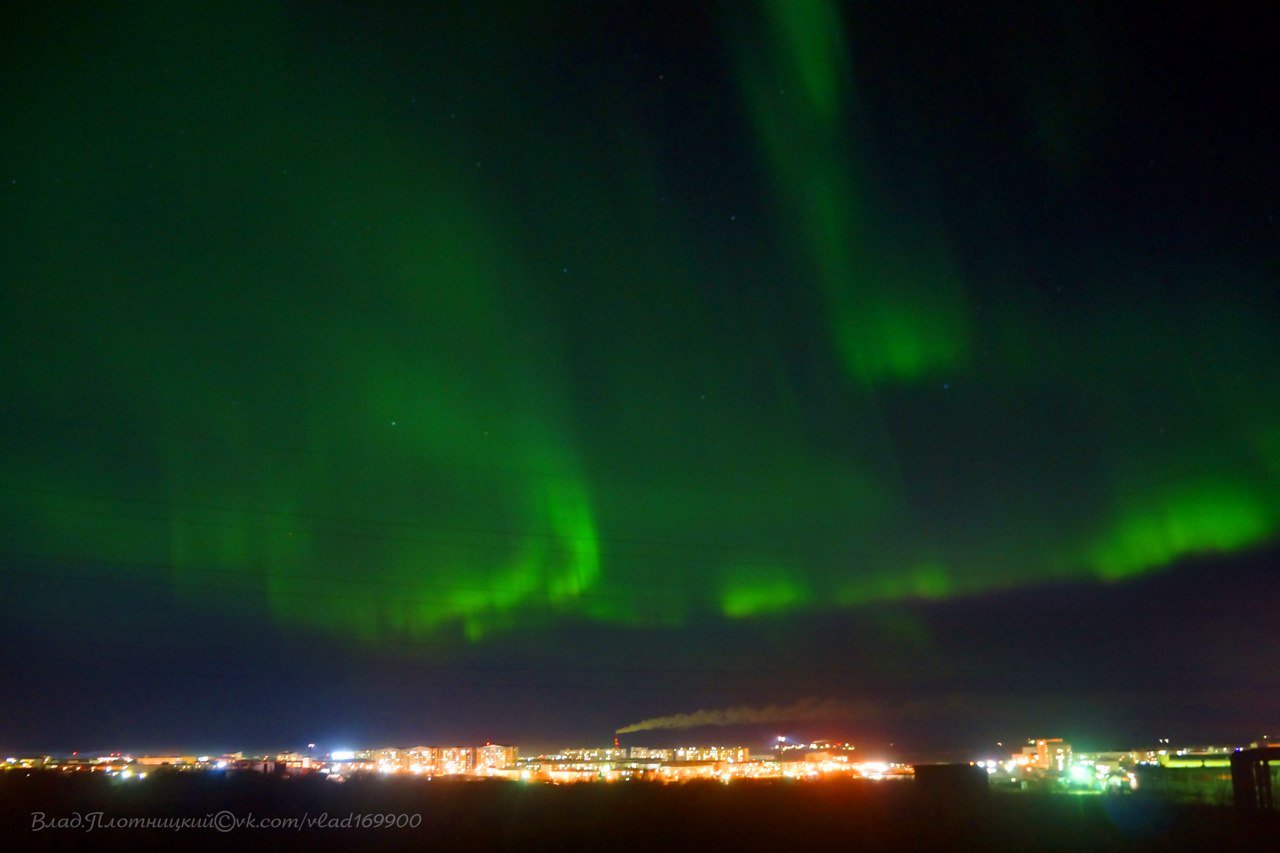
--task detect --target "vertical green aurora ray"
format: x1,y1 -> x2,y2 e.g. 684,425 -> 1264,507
709,0 -> 973,608
731,0 -> 971,385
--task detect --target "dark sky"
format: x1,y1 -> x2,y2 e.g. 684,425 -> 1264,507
2,1 -> 1278,756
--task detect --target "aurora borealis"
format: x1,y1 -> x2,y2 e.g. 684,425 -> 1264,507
2,1 -> 1278,750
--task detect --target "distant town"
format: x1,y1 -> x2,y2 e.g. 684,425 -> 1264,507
5,736 -> 1277,803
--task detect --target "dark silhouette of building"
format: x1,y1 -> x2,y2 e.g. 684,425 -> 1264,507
1231,747 -> 1279,816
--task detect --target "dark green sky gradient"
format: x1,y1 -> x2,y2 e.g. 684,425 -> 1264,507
2,2 -> 1279,746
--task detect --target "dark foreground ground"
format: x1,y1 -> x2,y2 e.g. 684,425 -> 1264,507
2,771 -> 1275,851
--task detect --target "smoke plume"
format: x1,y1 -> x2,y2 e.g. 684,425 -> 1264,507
615,696 -> 871,734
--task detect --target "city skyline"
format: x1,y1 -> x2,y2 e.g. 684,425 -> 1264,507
8,733 -> 1269,799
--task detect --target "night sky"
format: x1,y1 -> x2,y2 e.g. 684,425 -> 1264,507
2,1 -> 1278,756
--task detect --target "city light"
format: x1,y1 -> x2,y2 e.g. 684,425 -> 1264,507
3,734 -> 1267,801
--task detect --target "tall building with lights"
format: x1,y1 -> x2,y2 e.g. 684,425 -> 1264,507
476,744 -> 518,772
436,747 -> 475,775
1033,738 -> 1071,772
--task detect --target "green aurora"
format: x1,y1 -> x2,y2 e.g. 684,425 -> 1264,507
2,1 -> 1277,647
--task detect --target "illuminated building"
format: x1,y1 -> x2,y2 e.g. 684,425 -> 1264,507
407,746 -> 437,774
560,747 -> 626,761
629,747 -> 673,761
375,749 -> 406,774
658,760 -> 721,781
1026,739 -> 1071,772
476,744 -> 518,772
276,751 -> 314,771
671,746 -> 749,763
436,747 -> 475,775
136,755 -> 199,767
1158,751 -> 1231,769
